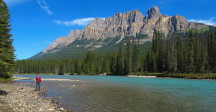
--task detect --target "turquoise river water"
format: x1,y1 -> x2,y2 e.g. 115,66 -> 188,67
15,75 -> 216,112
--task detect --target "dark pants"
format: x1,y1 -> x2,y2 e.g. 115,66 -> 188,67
36,82 -> 40,91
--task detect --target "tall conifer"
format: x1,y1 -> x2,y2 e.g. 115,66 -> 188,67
0,0 -> 15,78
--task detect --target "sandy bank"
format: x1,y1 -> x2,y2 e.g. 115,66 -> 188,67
14,76 -> 80,82
42,78 -> 80,81
0,82 -> 68,112
127,75 -> 157,78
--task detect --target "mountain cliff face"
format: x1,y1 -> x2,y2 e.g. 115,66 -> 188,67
43,29 -> 81,53
32,6 -> 208,60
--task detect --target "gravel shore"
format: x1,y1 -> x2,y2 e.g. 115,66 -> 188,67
0,82 -> 68,112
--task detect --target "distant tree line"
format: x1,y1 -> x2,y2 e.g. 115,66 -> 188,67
145,29 -> 216,73
15,28 -> 216,75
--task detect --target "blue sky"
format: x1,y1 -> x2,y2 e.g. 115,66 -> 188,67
4,0 -> 216,60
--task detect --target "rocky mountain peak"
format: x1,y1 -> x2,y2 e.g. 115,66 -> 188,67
66,29 -> 81,45
146,6 -> 161,19
124,9 -> 144,23
42,29 -> 81,53
124,9 -> 142,17
40,6 -> 208,55
87,18 -> 106,29
170,15 -> 189,31
67,29 -> 81,38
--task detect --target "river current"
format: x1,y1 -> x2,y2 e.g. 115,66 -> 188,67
15,75 -> 216,112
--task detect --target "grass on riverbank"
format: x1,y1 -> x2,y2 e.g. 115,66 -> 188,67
135,72 -> 216,79
0,77 -> 12,81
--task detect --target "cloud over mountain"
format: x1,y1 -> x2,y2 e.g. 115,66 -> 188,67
54,18 -> 105,26
188,17 -> 216,25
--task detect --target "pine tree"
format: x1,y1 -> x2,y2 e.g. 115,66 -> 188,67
211,28 -> 216,72
176,36 -> 183,72
125,37 -> 132,75
187,31 -> 195,73
75,55 -> 82,74
110,53 -> 117,74
103,56 -> 110,74
84,51 -> 96,74
70,62 -> 75,75
0,0 -> 15,78
117,42 -> 125,75
207,32 -> 212,72
196,44 -> 207,73
168,36 -> 177,73
58,64 -> 65,75
155,31 -> 164,72
132,37 -> 140,73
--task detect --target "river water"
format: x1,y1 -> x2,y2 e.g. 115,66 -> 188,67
15,75 -> 216,112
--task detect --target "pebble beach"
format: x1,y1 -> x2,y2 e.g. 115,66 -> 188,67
0,82 -> 68,112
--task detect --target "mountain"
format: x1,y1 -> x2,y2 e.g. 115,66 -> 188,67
30,6 -> 209,60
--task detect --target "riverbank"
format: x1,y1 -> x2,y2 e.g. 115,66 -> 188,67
0,77 -> 12,81
14,73 -> 216,80
127,75 -> 156,78
134,73 -> 216,80
0,82 -> 68,112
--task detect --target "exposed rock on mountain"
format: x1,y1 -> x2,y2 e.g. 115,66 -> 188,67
146,6 -> 161,19
39,6 -> 208,57
43,30 -> 81,53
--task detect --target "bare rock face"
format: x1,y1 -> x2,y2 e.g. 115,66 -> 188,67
66,29 -> 81,45
170,15 -> 189,31
42,6 -> 207,53
42,37 -> 66,53
80,18 -> 106,39
140,6 -> 206,37
43,29 -> 81,53
79,9 -> 144,39
146,6 -> 161,19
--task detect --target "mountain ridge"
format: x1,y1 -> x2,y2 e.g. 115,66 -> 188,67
31,6 -> 210,60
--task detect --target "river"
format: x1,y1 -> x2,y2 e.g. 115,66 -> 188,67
15,75 -> 216,112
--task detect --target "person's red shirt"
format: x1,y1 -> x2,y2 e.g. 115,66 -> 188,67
36,76 -> 41,83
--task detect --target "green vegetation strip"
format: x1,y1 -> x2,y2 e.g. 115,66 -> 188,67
137,73 -> 216,79
0,77 -> 12,81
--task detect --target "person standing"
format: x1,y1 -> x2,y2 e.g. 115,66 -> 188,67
35,74 -> 41,91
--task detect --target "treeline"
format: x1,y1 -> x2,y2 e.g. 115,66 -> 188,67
145,29 -> 216,73
15,37 -> 142,75
15,28 -> 216,75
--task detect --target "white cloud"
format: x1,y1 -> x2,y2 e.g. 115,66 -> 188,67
54,18 -> 105,26
37,0 -> 53,15
188,17 -> 216,26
